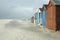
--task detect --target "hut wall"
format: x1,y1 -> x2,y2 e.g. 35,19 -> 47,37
42,10 -> 46,27
35,13 -> 40,24
46,5 -> 56,30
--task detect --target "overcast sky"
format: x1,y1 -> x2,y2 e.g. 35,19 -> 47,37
0,0 -> 49,19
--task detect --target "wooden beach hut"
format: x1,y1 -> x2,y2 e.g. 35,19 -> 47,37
45,0 -> 60,31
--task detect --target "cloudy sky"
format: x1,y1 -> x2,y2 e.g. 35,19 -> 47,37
0,0 -> 49,19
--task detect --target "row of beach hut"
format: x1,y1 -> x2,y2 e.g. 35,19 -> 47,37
31,0 -> 60,31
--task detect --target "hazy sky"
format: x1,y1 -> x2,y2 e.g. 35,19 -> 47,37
0,0 -> 49,19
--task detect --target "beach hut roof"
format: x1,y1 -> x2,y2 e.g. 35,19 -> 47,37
50,0 -> 60,5
44,0 -> 60,5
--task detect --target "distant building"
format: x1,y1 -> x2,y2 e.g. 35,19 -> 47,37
44,0 -> 60,31
31,16 -> 35,23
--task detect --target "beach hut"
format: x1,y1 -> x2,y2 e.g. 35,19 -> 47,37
31,16 -> 35,23
39,7 -> 46,27
35,12 -> 40,24
42,7 -> 46,27
38,8 -> 42,25
45,0 -> 60,31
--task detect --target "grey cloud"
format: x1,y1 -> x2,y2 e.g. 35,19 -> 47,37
0,0 -> 49,19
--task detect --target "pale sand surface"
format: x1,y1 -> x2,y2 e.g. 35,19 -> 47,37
0,19 -> 60,40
